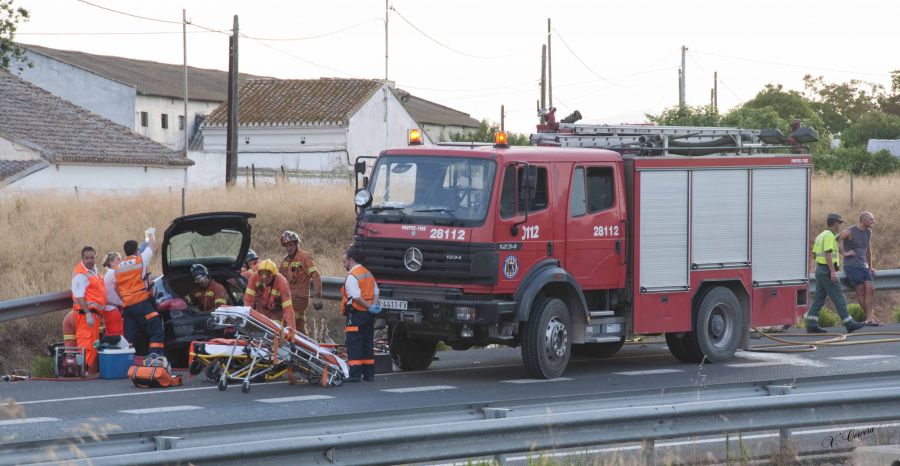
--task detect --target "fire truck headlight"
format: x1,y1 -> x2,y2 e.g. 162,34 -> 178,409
454,306 -> 478,321
354,189 -> 373,208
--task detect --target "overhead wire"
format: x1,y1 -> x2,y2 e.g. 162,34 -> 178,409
551,27 -> 618,86
687,52 -> 743,102
691,49 -> 891,79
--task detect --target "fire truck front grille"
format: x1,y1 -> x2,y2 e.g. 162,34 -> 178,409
355,238 -> 497,285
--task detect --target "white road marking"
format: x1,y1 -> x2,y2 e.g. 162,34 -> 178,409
381,385 -> 456,393
614,369 -> 683,376
119,405 -> 203,415
0,417 -> 58,426
726,362 -> 788,368
501,377 -> 572,384
734,350 -> 826,368
830,354 -> 897,361
256,395 -> 334,404
16,381 -> 289,406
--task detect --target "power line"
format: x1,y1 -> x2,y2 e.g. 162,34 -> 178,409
389,6 -> 534,60
551,27 -> 617,86
687,52 -> 742,101
243,17 -> 377,41
18,31 -> 215,36
76,0 -> 183,25
242,36 -> 358,78
692,49 -> 892,78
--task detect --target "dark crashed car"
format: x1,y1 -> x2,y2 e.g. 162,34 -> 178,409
142,212 -> 255,366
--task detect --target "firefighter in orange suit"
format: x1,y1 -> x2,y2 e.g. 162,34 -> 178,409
241,249 -> 259,280
61,311 -> 77,349
71,246 -> 105,372
244,259 -> 298,382
340,248 -> 380,383
279,231 -> 322,335
115,234 -> 165,355
185,264 -> 228,313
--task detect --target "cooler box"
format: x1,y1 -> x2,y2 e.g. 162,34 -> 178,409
99,348 -> 136,379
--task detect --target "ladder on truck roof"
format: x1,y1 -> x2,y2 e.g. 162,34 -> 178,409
531,123 -> 810,156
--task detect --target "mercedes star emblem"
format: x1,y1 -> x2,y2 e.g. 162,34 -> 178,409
403,247 -> 423,272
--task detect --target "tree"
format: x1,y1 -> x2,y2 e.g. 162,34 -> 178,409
0,0 -> 29,72
645,105 -> 721,126
841,110 -> 900,148
449,119 -> 530,146
877,70 -> 900,117
720,106 -> 785,131
803,75 -> 881,135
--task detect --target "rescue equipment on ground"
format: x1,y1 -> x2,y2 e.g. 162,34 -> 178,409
128,353 -> 183,388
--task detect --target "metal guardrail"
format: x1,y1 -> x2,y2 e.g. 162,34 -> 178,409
1,270 -> 898,324
5,372 -> 900,465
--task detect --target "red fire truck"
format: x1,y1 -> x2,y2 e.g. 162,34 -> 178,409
351,120 -> 816,379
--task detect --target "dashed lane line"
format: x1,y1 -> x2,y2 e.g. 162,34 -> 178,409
381,385 -> 456,393
613,369 -> 683,376
725,362 -> 788,368
15,381 -> 289,406
830,354 -> 897,361
0,417 -> 59,427
119,405 -> 203,415
501,378 -> 573,384
256,395 -> 334,404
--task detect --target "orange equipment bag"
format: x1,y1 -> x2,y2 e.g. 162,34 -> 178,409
128,355 -> 183,388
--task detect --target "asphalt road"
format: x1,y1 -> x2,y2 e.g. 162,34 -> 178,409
2,325 -> 900,460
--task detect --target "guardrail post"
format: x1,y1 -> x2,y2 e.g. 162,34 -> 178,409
155,436 -> 183,451
779,428 -> 792,461
640,438 -> 654,466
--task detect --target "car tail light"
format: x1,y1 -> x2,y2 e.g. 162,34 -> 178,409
157,297 -> 188,313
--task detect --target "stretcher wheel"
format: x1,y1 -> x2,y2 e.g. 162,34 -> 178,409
242,380 -> 251,393
188,359 -> 204,376
218,377 -> 227,391
332,376 -> 344,387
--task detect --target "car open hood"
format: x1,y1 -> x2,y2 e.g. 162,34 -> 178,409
162,212 -> 255,276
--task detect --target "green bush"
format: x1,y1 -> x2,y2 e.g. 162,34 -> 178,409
892,307 -> 900,324
812,147 -> 900,176
817,308 -> 841,328
30,355 -> 55,378
847,303 -> 866,322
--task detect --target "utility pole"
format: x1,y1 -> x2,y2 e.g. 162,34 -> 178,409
225,15 -> 239,186
540,44 -> 547,111
547,18 -> 552,108
713,71 -> 718,112
182,9 -> 189,156
678,69 -> 684,108
501,105 -> 505,132
679,45 -> 687,108
383,0 -> 389,149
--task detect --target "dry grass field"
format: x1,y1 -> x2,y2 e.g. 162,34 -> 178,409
0,174 -> 898,373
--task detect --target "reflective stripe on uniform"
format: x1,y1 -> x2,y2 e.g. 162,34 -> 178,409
149,342 -> 164,349
307,266 -> 317,273
348,359 -> 375,366
281,300 -> 292,308
245,289 -> 256,296
63,334 -> 76,339
345,326 -> 359,332
145,312 -> 159,320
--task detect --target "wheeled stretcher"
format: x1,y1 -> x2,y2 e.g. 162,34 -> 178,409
201,306 -> 348,392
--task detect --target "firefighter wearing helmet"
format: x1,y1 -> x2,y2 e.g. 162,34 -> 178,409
185,264 -> 228,313
278,230 -> 323,335
241,249 -> 259,280
243,258 -> 298,383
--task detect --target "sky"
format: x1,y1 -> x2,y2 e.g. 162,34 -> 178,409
12,0 -> 900,135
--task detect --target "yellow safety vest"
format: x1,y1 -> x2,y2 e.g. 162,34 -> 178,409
812,229 -> 839,268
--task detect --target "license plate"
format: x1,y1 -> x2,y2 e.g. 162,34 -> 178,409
381,299 -> 408,311
604,323 -> 623,334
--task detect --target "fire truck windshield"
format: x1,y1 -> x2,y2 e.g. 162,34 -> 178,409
364,155 -> 496,226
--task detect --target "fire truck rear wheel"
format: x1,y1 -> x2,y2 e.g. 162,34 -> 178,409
521,297 -> 571,379
389,326 -> 438,371
691,287 -> 743,363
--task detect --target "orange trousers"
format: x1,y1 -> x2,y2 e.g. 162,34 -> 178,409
74,310 -> 101,372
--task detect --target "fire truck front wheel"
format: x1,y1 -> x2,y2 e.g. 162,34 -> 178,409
691,286 -> 743,363
521,297 -> 572,379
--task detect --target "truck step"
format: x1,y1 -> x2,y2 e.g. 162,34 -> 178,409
584,336 -> 624,344
589,310 -> 615,318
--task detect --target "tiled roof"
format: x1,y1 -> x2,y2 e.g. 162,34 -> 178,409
23,44 -> 263,102
395,89 -> 480,128
0,71 -> 191,167
0,159 -> 48,186
204,78 -> 384,127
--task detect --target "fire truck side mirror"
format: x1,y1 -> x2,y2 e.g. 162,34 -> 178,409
355,160 -> 367,175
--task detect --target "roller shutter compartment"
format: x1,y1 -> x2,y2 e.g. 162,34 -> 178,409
751,168 -> 809,285
639,170 -> 689,292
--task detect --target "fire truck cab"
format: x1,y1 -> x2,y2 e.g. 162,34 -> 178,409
352,124 -> 813,379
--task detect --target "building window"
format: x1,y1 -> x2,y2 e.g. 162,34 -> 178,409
179,115 -> 185,130
140,111 -> 148,127
161,114 -> 169,129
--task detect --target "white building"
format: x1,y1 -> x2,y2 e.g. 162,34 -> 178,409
201,78 -> 428,179
15,44 -> 259,151
0,71 -> 192,192
867,139 -> 900,157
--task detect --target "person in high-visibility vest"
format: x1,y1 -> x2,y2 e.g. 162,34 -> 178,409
71,246 -> 106,372
807,213 -> 865,334
339,248 -> 380,383
115,232 -> 165,355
